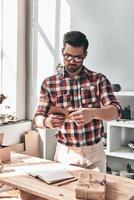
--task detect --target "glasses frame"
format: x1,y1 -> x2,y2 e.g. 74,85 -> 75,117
63,54 -> 84,63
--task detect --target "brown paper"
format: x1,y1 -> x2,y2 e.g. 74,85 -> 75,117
24,130 -> 40,157
0,133 -> 4,145
75,171 -> 106,200
0,133 -> 10,162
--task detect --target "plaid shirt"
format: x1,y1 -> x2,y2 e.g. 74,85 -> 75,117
34,66 -> 122,147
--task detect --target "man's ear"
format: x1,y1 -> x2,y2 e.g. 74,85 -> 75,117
84,51 -> 88,58
62,48 -> 64,54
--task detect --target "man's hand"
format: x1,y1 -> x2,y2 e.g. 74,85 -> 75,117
69,108 -> 94,126
45,114 -> 66,128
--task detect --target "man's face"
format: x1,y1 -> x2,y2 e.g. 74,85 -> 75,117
62,44 -> 87,73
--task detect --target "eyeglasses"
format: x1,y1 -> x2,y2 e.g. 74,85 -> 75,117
63,54 -> 84,63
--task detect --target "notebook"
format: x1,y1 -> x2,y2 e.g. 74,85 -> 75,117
28,169 -> 74,184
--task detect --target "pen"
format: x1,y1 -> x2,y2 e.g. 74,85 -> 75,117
56,177 -> 78,186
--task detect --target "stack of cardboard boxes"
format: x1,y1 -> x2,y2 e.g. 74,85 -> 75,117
0,130 -> 40,163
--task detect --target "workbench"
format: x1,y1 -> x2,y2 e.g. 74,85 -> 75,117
0,152 -> 134,200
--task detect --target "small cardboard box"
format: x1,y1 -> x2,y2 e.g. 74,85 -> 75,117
75,171 -> 106,200
24,130 -> 40,157
10,143 -> 25,153
0,133 -> 11,162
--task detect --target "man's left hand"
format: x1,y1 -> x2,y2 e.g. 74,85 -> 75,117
69,108 -> 95,126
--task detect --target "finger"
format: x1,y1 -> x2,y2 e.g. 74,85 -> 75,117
75,122 -> 83,127
49,113 -> 65,119
52,115 -> 66,119
77,119 -> 84,124
53,112 -> 66,116
51,119 -> 65,125
69,111 -> 82,118
52,118 -> 65,123
72,115 -> 82,120
74,119 -> 84,126
52,122 -> 64,128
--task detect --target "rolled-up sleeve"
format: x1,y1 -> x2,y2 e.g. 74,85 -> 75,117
99,74 -> 122,119
33,80 -> 51,119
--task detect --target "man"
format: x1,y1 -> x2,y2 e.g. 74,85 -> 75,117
33,31 -> 121,172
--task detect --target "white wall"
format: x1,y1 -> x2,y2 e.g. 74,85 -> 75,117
26,0 -> 134,118
38,128 -> 56,160
1,121 -> 31,145
66,0 -> 134,91
25,1 -> 134,162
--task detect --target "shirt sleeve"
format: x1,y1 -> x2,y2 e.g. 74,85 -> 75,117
99,74 -> 122,119
33,80 -> 51,119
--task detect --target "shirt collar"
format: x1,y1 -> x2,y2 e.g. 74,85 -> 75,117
63,65 -> 85,79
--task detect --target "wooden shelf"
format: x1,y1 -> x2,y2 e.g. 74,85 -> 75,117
107,120 -> 134,128
114,91 -> 134,96
104,147 -> 134,160
106,92 -> 134,168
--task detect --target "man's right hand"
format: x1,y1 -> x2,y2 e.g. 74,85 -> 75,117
44,114 -> 66,128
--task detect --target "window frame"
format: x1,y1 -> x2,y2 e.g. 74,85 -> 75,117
0,0 -> 26,120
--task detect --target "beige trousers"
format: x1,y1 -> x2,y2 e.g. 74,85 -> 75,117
54,141 -> 106,173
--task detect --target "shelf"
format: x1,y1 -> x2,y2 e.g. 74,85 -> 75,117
0,119 -> 31,127
106,92 -> 134,167
114,91 -> 134,96
104,147 -> 134,160
107,120 -> 134,128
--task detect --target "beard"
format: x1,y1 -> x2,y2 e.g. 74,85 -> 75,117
66,64 -> 81,73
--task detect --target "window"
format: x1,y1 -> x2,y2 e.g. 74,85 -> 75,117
0,0 -> 26,120
37,0 -> 71,93
0,0 -> 17,116
0,0 -> 3,98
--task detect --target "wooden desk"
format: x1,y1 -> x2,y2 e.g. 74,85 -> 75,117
0,152 -> 134,200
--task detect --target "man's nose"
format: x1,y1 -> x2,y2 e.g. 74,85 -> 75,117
70,58 -> 76,64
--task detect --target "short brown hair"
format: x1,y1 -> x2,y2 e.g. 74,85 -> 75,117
63,31 -> 89,53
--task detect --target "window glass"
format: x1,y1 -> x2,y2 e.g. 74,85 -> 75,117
0,0 -> 17,117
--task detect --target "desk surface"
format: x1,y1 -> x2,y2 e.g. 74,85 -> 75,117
0,152 -> 134,200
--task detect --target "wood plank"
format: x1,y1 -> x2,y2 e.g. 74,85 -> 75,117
0,189 -> 21,199
1,172 -> 134,200
0,175 -> 76,200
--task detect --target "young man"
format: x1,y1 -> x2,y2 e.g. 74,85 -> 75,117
33,31 -> 121,172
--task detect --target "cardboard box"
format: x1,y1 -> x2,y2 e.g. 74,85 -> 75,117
0,133 -> 11,162
75,171 -> 106,200
24,130 -> 40,157
10,143 -> 25,153
0,130 -> 40,162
